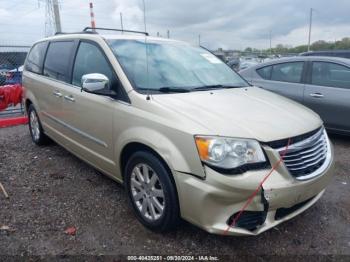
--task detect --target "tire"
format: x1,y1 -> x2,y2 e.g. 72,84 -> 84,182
28,104 -> 49,145
125,151 -> 180,232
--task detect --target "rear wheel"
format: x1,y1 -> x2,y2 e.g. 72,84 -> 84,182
125,151 -> 180,232
28,104 -> 49,145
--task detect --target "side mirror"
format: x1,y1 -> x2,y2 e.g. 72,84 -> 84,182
81,73 -> 109,93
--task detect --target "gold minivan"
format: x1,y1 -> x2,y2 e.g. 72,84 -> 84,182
23,28 -> 334,236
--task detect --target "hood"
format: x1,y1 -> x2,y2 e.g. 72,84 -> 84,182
152,86 -> 322,142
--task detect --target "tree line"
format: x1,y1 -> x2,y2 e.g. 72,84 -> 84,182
244,37 -> 350,54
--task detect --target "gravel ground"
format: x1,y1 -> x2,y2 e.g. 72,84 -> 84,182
0,125 -> 349,259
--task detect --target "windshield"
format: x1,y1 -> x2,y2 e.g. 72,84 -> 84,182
107,39 -> 248,93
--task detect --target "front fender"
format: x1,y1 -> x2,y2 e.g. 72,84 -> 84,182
115,126 -> 206,179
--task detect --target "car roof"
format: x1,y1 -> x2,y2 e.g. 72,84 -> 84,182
301,50 -> 350,55
248,55 -> 350,70
35,32 -> 185,45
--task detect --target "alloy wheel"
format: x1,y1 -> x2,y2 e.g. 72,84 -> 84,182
30,110 -> 40,141
130,163 -> 165,221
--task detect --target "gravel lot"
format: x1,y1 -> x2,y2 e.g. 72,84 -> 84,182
0,125 -> 349,258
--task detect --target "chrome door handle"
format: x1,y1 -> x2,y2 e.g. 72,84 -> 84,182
53,90 -> 62,98
310,93 -> 324,98
64,95 -> 75,102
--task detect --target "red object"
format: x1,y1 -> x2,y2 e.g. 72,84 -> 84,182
0,116 -> 28,128
0,84 -> 23,111
64,227 -> 77,236
89,2 -> 96,29
223,138 -> 292,235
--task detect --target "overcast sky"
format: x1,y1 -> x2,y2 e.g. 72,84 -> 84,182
0,0 -> 349,50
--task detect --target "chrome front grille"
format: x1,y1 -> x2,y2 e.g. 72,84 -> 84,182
276,128 -> 331,180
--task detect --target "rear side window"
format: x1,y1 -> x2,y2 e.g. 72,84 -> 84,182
311,62 -> 350,89
271,62 -> 304,83
25,42 -> 47,74
43,41 -> 75,82
256,66 -> 272,79
72,42 -> 119,91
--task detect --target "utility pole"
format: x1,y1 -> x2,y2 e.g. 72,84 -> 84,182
167,30 -> 170,39
269,30 -> 272,55
52,0 -> 61,33
142,0 -> 147,32
198,34 -> 201,46
308,8 -> 313,52
120,12 -> 124,31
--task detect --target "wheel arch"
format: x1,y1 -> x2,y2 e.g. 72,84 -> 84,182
25,98 -> 32,113
115,126 -> 204,180
120,142 -> 173,181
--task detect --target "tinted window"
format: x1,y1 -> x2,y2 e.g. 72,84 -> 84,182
43,41 -> 75,82
257,66 -> 272,79
25,42 -> 47,74
72,42 -> 119,91
312,62 -> 350,89
271,62 -> 304,83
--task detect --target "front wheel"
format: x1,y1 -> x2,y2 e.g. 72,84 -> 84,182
125,151 -> 180,232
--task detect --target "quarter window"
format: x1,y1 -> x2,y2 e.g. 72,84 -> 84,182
257,66 -> 272,80
271,62 -> 304,83
25,41 -> 47,74
311,62 -> 350,89
43,41 -> 75,82
72,42 -> 118,91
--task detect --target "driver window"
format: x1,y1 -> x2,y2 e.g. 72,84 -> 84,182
72,42 -> 118,91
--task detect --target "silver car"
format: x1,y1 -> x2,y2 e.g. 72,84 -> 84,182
240,56 -> 350,135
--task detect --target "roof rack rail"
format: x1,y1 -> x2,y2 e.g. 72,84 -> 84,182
83,27 -> 149,36
55,31 -> 97,35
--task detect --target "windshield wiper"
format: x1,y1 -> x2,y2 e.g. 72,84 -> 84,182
191,85 -> 245,91
137,85 -> 244,94
137,87 -> 190,93
158,87 -> 190,93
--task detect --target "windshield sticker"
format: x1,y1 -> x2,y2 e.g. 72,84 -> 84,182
200,53 -> 223,64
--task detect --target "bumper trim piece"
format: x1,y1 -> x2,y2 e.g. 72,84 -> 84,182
275,196 -> 314,220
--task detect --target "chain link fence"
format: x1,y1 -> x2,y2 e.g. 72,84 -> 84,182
0,45 -> 31,118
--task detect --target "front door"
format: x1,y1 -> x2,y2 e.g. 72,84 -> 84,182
58,41 -> 122,175
304,61 -> 350,132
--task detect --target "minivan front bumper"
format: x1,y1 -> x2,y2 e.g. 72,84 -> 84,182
172,143 -> 334,236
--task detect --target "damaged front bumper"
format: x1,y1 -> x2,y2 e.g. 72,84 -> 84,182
172,143 -> 334,236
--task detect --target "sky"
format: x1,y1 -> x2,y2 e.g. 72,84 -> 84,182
0,0 -> 349,50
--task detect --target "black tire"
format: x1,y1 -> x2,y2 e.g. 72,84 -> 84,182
124,150 -> 180,232
28,104 -> 49,145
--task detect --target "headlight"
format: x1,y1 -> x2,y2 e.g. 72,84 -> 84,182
195,136 -> 266,171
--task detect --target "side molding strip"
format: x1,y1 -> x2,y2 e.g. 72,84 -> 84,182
42,112 -> 108,148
